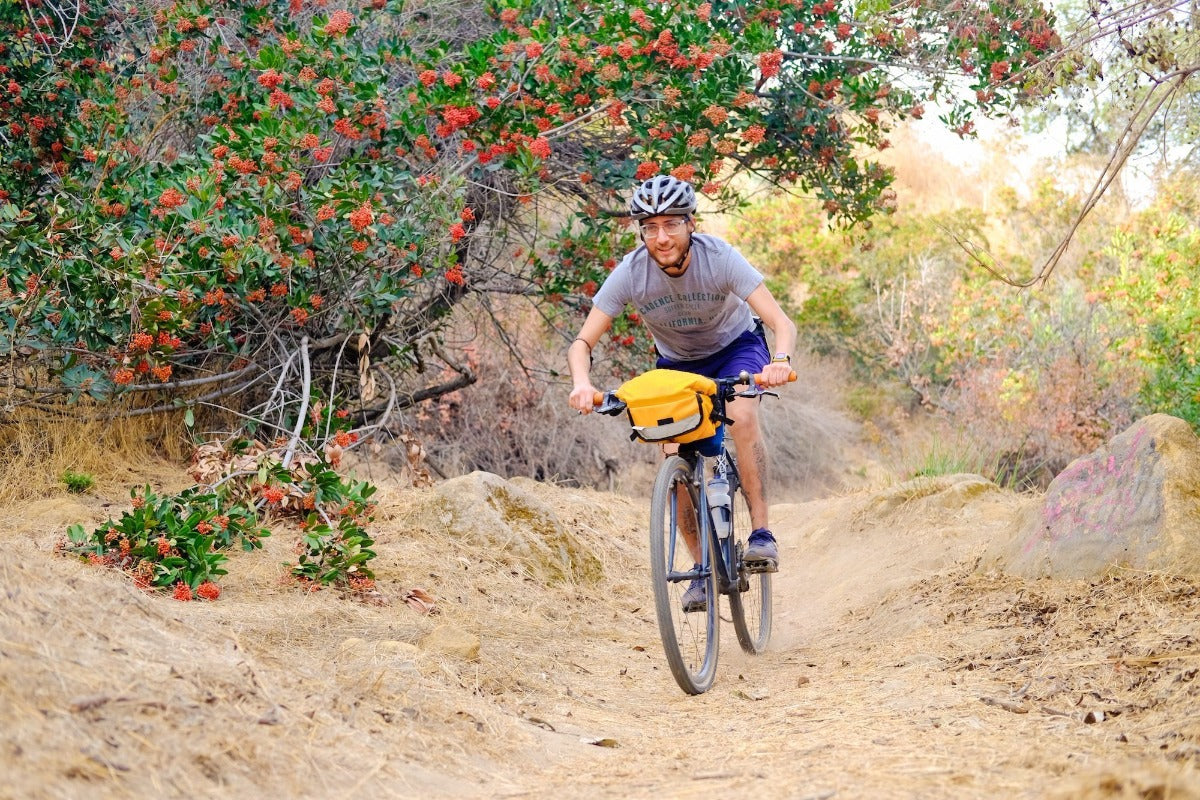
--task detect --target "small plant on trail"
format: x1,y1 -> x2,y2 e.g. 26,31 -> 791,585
290,464 -> 378,591
60,470 -> 95,494
899,430 -> 1047,491
192,437 -> 381,594
62,447 -> 383,599
907,442 -> 986,481
63,485 -> 267,599
62,382 -> 384,600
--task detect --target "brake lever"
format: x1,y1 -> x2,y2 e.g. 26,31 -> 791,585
594,392 -> 627,416
732,372 -> 773,400
736,387 -> 777,399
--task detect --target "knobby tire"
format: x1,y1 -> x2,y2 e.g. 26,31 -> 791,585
649,455 -> 718,695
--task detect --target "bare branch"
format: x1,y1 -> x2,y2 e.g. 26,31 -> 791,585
281,336 -> 312,471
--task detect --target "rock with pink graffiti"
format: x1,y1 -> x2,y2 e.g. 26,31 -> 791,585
995,414 -> 1200,578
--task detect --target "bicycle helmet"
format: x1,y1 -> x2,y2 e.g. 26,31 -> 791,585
629,174 -> 697,220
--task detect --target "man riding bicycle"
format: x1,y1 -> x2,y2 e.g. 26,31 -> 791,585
568,174 -> 798,603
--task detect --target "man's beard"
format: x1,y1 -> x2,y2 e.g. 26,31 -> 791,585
651,235 -> 693,274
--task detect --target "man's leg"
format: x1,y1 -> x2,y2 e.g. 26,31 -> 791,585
675,485 -> 702,562
662,443 -> 703,564
726,396 -> 778,571
726,396 -> 768,530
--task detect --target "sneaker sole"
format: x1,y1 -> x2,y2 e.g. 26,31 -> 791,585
743,557 -> 778,574
682,600 -> 707,613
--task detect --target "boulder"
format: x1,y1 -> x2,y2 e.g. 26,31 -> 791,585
419,624 -> 481,661
427,471 -> 604,584
996,414 -> 1200,578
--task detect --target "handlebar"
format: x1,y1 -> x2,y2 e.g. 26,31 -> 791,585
591,369 -> 796,413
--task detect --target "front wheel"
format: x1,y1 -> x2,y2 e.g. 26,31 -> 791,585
727,464 -> 772,654
649,455 -> 718,694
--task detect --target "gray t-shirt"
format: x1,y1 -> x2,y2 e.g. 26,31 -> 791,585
592,233 -> 764,361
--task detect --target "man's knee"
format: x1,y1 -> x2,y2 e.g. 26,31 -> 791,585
727,400 -> 761,439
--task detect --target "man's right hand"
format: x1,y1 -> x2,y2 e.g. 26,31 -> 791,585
569,384 -> 599,414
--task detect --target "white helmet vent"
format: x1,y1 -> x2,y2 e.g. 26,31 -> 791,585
629,174 -> 697,219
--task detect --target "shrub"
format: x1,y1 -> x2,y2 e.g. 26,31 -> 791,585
1,0 -> 1061,426
195,439 -> 383,591
63,436 -> 383,599
60,470 -> 95,494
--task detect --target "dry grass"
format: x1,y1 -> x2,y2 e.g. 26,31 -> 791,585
400,295 -> 661,492
0,408 -> 192,505
406,304 -> 865,502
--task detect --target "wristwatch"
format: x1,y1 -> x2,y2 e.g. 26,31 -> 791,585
771,353 -> 791,364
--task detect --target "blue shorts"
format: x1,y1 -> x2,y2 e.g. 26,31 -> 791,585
656,328 -> 770,381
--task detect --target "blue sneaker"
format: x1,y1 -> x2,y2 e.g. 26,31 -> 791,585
743,529 -> 779,573
681,575 -> 707,613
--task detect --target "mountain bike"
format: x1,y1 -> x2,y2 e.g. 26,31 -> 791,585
594,371 -> 788,694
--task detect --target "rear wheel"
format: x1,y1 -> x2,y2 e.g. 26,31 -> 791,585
649,455 -> 718,694
727,457 -> 772,654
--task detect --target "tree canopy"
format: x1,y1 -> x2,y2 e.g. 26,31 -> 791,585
1013,0 -> 1200,281
1,0 -> 1059,439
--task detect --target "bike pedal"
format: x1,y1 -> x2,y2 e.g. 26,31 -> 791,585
742,558 -> 778,575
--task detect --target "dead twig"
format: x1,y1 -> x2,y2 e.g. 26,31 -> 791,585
979,695 -> 1030,714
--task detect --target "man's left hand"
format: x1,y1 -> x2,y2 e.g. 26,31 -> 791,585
759,361 -> 793,388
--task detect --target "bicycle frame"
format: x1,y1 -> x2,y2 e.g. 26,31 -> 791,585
672,445 -> 741,600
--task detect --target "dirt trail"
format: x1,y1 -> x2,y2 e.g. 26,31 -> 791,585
501,480 -> 1178,800
3,470 -> 1200,800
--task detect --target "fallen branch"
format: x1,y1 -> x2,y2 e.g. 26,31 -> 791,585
979,696 -> 1029,714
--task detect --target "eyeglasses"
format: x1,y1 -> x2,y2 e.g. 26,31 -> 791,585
639,218 -> 689,237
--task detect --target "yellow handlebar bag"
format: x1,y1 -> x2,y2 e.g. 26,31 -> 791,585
614,369 -> 719,444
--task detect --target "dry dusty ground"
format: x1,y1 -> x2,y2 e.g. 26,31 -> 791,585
3,463 -> 1200,800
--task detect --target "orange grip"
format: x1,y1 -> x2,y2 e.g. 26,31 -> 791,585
592,391 -> 604,406
753,370 -> 798,386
